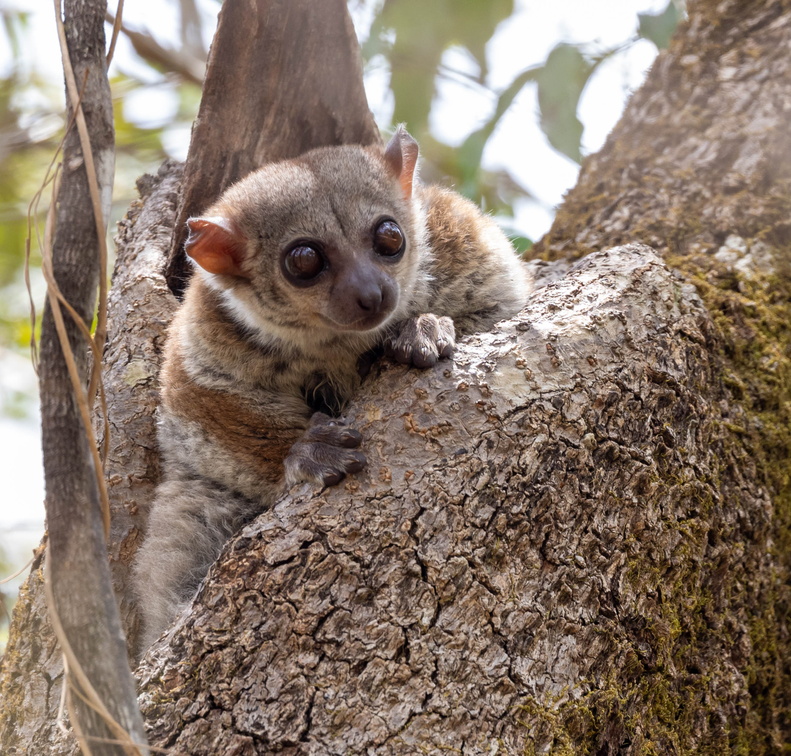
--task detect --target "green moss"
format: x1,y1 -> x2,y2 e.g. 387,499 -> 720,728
662,260 -> 791,751
520,14 -> 791,744
511,244 -> 791,751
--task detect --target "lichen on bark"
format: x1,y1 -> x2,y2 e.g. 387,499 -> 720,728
2,0 -> 791,753
135,244 -> 780,754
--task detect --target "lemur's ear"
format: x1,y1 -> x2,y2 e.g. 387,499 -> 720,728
383,125 -> 419,200
185,217 -> 248,278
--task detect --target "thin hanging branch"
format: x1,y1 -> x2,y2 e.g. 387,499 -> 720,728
39,0 -> 149,752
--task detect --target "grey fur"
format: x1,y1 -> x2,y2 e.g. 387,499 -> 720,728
133,130 -> 531,654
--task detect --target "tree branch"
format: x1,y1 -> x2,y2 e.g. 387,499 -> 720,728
166,0 -> 380,295
39,0 -> 148,752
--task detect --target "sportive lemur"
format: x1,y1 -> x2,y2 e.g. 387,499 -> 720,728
133,127 -> 531,652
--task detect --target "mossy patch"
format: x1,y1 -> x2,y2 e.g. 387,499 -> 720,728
514,243 -> 791,754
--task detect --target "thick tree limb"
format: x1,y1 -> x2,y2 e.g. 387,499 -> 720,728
166,0 -> 380,294
538,0 -> 791,261
137,243 -> 774,753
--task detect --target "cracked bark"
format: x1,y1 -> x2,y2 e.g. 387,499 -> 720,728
2,0 -> 791,753
137,243 -> 770,754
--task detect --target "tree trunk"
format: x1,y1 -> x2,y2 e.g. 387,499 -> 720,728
3,0 -> 791,753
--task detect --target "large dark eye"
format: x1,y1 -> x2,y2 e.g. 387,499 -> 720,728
283,244 -> 325,282
373,220 -> 405,258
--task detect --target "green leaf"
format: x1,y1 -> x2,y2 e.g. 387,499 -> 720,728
446,0 -> 514,77
638,2 -> 681,50
535,43 -> 596,164
370,0 -> 514,135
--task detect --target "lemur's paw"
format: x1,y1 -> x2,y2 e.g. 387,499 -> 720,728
386,313 -> 455,368
284,412 -> 366,486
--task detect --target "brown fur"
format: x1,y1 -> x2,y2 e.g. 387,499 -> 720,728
133,128 -> 531,653
163,351 -> 300,486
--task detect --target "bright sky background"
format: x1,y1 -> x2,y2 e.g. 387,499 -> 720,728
0,0 -> 667,592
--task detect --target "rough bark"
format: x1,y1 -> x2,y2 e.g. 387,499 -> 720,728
2,0 -> 791,753
100,164 -> 183,652
533,1 -> 791,745
138,243 -> 767,755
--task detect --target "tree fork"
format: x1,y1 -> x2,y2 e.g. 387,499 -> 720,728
1,0 -> 790,753
165,0 -> 380,295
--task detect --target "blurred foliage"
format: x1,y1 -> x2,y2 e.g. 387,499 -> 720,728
365,0 -> 515,135
0,1 -> 204,374
638,2 -> 682,49
0,0 -> 683,407
362,0 -> 682,230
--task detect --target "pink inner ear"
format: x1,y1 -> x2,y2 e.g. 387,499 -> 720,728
185,216 -> 248,278
384,126 -> 419,200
